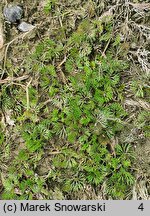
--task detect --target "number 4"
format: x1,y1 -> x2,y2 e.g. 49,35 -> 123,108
138,203 -> 144,211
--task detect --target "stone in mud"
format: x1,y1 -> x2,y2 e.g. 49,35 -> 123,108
18,21 -> 35,32
3,5 -> 23,23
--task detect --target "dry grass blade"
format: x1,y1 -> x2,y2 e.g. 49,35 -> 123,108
129,3 -> 150,10
1,26 -> 36,79
0,3 -> 4,56
0,28 -> 4,50
125,99 -> 150,111
0,75 -> 29,84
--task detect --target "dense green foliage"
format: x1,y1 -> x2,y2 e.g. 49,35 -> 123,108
2,0 -> 149,200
